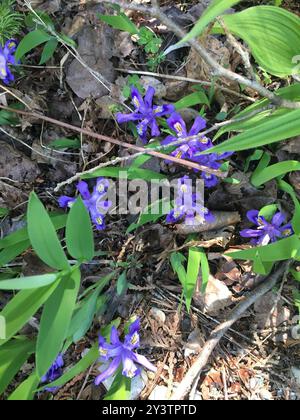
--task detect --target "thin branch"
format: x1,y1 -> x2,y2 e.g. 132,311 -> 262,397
170,261 -> 291,400
105,0 -> 300,109
115,68 -> 256,102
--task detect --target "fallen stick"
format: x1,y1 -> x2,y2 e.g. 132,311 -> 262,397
175,211 -> 241,235
170,261 -> 290,400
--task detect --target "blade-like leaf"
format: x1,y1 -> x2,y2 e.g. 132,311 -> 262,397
0,281 -> 59,346
104,368 -> 131,400
251,161 -> 300,187
27,192 -> 69,270
205,108 -> 300,155
39,37 -> 58,64
36,268 -> 80,378
0,273 -> 58,290
181,0 -> 241,42
212,6 -> 300,77
185,247 -> 202,311
66,197 -> 94,261
15,29 -> 52,61
0,337 -> 35,395
8,371 -> 40,401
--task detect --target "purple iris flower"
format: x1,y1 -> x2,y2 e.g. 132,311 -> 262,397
166,176 -> 215,226
95,319 -> 156,385
116,86 -> 175,143
41,354 -> 64,392
240,210 -> 294,246
162,113 -> 232,188
59,177 -> 112,230
0,39 -> 18,84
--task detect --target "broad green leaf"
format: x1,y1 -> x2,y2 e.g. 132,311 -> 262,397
290,269 -> 300,282
227,234 -> 300,263
83,166 -> 166,182
0,240 -> 30,267
0,273 -> 58,290
39,37 -> 58,64
252,161 -> 300,187
0,213 -> 67,249
8,371 -> 40,400
244,149 -> 264,172
170,252 -> 187,288
175,91 -> 209,110
199,248 -> 210,293
104,368 -> 131,400
98,13 -> 138,35
27,192 -> 69,270
181,0 -> 241,42
15,29 -> 52,61
0,281 -> 59,346
116,272 -> 128,296
278,180 -> 300,235
258,204 -> 278,221
48,137 -> 80,150
204,108 -> 300,155
215,84 -> 300,140
66,197 -> 94,261
251,152 -> 271,183
212,6 -> 300,77
185,247 -> 202,311
36,268 -> 81,378
0,337 -> 35,395
0,207 -> 9,217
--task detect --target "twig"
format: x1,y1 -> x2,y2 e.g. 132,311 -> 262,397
105,0 -> 300,109
0,84 -> 33,110
0,106 -> 224,187
115,68 -> 256,102
170,261 -> 291,400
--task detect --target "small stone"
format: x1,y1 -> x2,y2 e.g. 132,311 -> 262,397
149,307 -> 166,324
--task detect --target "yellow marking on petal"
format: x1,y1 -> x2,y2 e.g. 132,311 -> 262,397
8,42 -> 16,49
200,137 -> 209,144
154,106 -> 163,114
97,184 -> 105,193
99,347 -> 108,356
130,332 -> 139,346
180,184 -> 188,193
282,229 -> 292,236
0,68 -> 7,76
133,97 -> 140,108
127,369 -> 136,379
174,122 -> 183,134
175,150 -> 183,159
257,217 -> 264,225
96,216 -> 103,225
195,214 -> 205,224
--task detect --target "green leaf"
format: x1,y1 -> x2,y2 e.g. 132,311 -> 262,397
0,207 -> 9,217
15,29 -> 52,61
39,37 -> 58,64
185,247 -> 202,311
244,149 -> 264,172
126,198 -> 166,234
278,180 -> 300,235
212,6 -> 300,77
252,161 -> 300,187
0,213 -> 67,249
205,108 -> 300,155
36,268 -> 81,378
0,273 -> 58,290
98,13 -> 138,35
174,91 -> 210,110
27,192 -> 69,270
83,166 -> 166,182
181,0 -> 241,42
227,234 -> 300,263
8,371 -> 40,401
258,204 -> 278,221
117,272 -> 128,296
104,368 -> 131,400
0,240 -> 30,267
199,248 -> 210,293
170,252 -> 187,288
48,137 -> 80,150
66,197 -> 95,261
0,281 -> 59,346
0,337 -> 35,395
